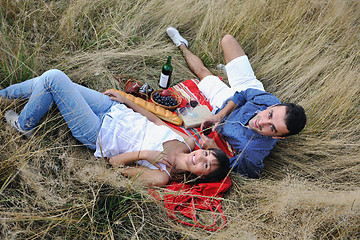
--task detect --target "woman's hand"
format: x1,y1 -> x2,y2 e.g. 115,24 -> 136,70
145,150 -> 173,170
200,134 -> 218,149
103,89 -> 127,104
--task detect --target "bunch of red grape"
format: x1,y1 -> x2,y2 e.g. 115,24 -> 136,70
152,90 -> 178,107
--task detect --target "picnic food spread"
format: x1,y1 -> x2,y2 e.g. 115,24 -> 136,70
111,74 -> 212,129
108,89 -> 183,126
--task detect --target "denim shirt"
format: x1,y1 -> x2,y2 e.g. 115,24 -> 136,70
215,88 -> 281,178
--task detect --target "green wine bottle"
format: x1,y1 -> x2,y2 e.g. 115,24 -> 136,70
159,56 -> 173,89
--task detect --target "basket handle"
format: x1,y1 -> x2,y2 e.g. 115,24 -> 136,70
113,74 -> 144,90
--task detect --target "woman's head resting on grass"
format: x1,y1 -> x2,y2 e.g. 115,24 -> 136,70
172,148 -> 230,184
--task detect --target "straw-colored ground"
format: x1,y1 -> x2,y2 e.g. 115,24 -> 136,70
1,0 -> 359,239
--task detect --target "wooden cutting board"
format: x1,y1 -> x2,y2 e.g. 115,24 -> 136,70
177,105 -> 212,129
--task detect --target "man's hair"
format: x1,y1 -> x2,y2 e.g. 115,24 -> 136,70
171,148 -> 230,184
278,103 -> 307,137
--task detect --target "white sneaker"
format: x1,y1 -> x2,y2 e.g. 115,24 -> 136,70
5,110 -> 34,138
166,27 -> 188,47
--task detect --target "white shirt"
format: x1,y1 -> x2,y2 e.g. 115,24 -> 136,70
94,103 -> 189,176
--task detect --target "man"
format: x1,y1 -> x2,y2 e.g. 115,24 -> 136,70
166,27 -> 306,178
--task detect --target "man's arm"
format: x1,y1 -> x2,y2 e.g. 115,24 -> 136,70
199,100 -> 237,149
201,100 -> 237,130
214,100 -> 238,121
230,153 -> 264,178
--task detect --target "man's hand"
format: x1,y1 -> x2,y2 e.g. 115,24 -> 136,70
200,100 -> 237,132
200,134 -> 218,149
103,89 -> 127,104
200,114 -> 222,132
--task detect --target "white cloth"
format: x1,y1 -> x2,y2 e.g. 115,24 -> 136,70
94,104 -> 186,176
198,55 -> 265,110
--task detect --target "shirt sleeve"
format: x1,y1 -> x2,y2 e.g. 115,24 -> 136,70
230,91 -> 247,107
230,152 -> 264,178
230,89 -> 281,108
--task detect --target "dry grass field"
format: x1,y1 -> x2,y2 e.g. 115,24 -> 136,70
0,0 -> 359,239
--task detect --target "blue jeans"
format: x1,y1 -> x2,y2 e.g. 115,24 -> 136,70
0,69 -> 116,149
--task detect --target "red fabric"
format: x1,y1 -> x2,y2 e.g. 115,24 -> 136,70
168,79 -> 235,157
170,79 -> 212,109
149,80 -> 233,231
163,177 -> 231,231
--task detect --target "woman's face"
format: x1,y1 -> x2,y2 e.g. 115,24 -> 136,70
185,149 -> 218,176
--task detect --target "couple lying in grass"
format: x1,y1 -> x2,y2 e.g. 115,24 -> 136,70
0,69 -> 229,187
1,27 -> 306,186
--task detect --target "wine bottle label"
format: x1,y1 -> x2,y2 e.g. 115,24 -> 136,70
159,73 -> 170,88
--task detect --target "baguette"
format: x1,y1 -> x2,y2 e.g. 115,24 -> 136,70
108,89 -> 183,126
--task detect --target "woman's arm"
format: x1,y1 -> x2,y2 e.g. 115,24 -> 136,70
109,150 -> 168,167
104,89 -> 195,150
108,151 -> 171,187
120,167 -> 170,187
104,89 -> 165,126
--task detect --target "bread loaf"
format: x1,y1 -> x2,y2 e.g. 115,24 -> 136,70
108,89 -> 183,126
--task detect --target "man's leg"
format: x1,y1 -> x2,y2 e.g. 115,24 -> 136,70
166,27 -> 212,80
221,34 -> 265,91
166,27 -> 234,109
221,34 -> 246,64
178,44 -> 213,80
179,44 -> 234,109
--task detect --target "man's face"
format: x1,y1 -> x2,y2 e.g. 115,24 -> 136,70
247,105 -> 289,138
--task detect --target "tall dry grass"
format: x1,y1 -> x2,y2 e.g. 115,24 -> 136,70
1,0 -> 359,239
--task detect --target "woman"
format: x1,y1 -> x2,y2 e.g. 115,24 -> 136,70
0,69 -> 229,187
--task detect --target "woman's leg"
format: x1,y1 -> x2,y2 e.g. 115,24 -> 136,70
1,69 -> 114,149
74,83 -> 115,117
0,72 -> 114,118
0,78 -> 37,99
